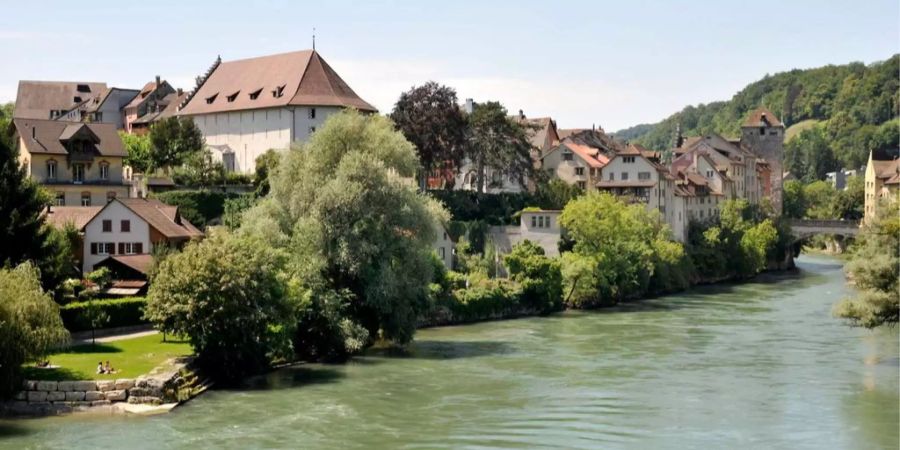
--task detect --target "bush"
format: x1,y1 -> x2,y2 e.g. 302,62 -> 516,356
503,241 -> 563,313
151,190 -> 240,228
60,297 -> 147,332
440,279 -> 523,323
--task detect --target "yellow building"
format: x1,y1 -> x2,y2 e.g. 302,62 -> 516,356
863,150 -> 900,223
14,119 -> 130,206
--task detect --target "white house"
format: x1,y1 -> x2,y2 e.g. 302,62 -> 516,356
46,198 -> 203,274
489,209 -> 562,258
433,225 -> 454,269
178,50 -> 377,173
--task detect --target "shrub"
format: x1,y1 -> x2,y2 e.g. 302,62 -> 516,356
60,297 -> 147,332
440,279 -> 523,323
503,241 -> 563,313
151,190 -> 240,228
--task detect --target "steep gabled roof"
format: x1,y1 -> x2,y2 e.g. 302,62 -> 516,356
13,119 -> 125,156
743,106 -> 783,128
510,114 -> 559,151
44,206 -> 103,230
115,198 -> 203,239
179,50 -> 376,115
14,81 -> 108,120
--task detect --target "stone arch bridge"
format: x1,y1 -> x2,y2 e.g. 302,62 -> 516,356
788,219 -> 860,253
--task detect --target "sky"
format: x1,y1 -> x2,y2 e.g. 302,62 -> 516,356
1,0 -> 897,131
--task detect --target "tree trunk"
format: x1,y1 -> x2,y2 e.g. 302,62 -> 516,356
476,156 -> 485,193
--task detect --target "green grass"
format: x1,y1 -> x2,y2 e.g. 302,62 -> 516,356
22,333 -> 193,381
785,119 -> 821,142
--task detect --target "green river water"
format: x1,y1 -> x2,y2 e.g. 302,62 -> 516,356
1,255 -> 898,449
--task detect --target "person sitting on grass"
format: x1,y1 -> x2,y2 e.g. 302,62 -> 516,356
97,361 -> 105,374
104,361 -> 117,374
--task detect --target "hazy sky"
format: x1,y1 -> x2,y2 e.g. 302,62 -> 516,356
1,0 -> 897,131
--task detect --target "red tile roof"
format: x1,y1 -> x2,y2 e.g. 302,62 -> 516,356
44,206 -> 102,230
564,141 -> 609,168
179,50 -> 376,115
743,106 -> 783,127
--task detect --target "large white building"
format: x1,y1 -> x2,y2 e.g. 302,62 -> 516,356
178,50 -> 377,173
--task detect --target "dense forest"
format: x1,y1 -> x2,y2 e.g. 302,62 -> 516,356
614,55 -> 899,182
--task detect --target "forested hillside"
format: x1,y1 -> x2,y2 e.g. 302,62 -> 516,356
614,55 -> 899,181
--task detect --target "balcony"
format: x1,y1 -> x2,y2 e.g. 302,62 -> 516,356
42,178 -> 121,186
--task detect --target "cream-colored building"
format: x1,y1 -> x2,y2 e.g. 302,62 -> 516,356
541,140 -> 609,190
596,144 -> 675,226
489,210 -> 562,258
863,151 -> 900,223
14,119 -> 130,206
178,50 -> 376,174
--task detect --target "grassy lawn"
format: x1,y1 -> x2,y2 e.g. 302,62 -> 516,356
785,119 -> 821,142
22,333 -> 193,381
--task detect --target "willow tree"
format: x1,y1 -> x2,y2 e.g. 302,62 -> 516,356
0,263 -> 68,398
240,110 -> 448,360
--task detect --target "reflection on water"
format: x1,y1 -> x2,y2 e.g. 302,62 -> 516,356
1,255 -> 897,450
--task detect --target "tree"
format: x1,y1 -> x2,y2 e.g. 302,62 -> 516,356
466,101 -> 537,193
80,268 -> 113,345
503,241 -> 563,313
148,117 -> 205,171
0,263 -> 68,398
783,180 -> 807,219
253,149 -> 281,196
0,102 -> 14,150
390,82 -> 468,189
172,148 -> 224,187
802,181 -> 836,219
834,206 -> 899,328
240,110 -> 448,358
145,230 -> 294,382
120,132 -> 152,173
0,139 -> 71,295
830,175 -> 864,220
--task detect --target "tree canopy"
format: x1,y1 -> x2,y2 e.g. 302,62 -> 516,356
148,117 -> 205,171
466,101 -> 537,192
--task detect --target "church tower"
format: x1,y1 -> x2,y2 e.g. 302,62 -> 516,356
741,106 -> 784,213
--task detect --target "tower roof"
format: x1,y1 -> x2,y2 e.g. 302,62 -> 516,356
179,50 -> 376,115
743,106 -> 783,128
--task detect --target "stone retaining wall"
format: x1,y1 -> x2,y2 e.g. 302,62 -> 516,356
3,357 -> 203,416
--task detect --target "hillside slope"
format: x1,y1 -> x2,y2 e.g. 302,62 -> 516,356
614,55 -> 899,180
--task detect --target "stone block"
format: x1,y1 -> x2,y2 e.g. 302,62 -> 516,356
22,380 -> 37,391
106,390 -> 127,402
73,381 -> 97,391
71,401 -> 92,409
35,380 -> 57,391
127,396 -> 161,405
115,379 -> 135,390
13,391 -> 26,401
91,400 -> 111,407
47,391 -> 66,402
57,381 -> 74,392
65,391 -> 85,402
84,391 -> 105,402
27,391 -> 47,402
96,380 -> 115,392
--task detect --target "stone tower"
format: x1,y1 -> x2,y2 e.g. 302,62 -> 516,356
740,106 -> 784,214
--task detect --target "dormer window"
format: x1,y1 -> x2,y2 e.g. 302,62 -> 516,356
273,85 -> 285,98
76,84 -> 91,93
226,91 -> 240,102
73,96 -> 82,103
249,88 -> 262,100
206,93 -> 218,104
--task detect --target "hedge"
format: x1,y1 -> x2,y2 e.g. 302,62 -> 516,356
151,190 -> 241,228
60,297 -> 148,332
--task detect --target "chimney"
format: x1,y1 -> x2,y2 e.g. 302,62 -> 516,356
518,109 -> 525,119
464,98 -> 474,114
177,88 -> 184,96
155,75 -> 161,87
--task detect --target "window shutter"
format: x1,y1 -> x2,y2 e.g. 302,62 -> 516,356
134,243 -> 143,254
90,243 -> 97,255
118,243 -> 125,254
108,243 -> 116,255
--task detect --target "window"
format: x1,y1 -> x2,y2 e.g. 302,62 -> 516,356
531,216 -> 537,228
99,162 -> 109,180
563,151 -> 573,161
81,192 -> 91,206
226,91 -> 240,102
309,108 -> 316,119
249,88 -> 262,100
439,247 -> 445,259
205,93 -> 218,104
46,160 -> 57,179
575,167 -> 584,176
623,156 -> 635,163
544,216 -> 551,228
102,220 -> 112,232
608,172 -> 615,181
273,85 -> 286,98
759,127 -> 765,135
706,170 -> 714,178
538,216 -> 544,228
638,172 -> 651,180
93,242 -> 114,255
77,84 -> 91,93
577,181 -> 586,189
621,172 -> 629,181
309,126 -> 316,134
120,220 -> 130,232
72,164 -> 85,182
106,191 -> 116,202
55,192 -> 65,206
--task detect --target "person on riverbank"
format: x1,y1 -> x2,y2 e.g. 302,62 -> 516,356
104,361 -> 117,374
96,362 -> 104,374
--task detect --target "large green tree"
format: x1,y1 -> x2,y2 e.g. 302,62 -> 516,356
467,101 -> 537,192
390,82 -> 468,189
145,230 -> 294,382
0,140 -> 72,294
240,110 -> 448,359
0,102 -> 14,150
120,131 -> 152,173
148,117 -> 205,171
0,263 -> 68,398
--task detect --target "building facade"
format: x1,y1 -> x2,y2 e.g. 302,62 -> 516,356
178,50 -> 376,174
863,151 -> 900,223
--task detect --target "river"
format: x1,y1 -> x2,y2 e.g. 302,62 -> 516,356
1,255 -> 898,449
